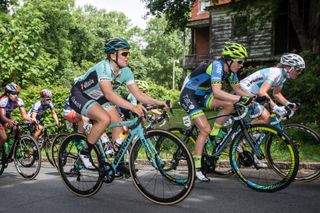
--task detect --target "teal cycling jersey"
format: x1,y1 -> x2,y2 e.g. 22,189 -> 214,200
240,67 -> 287,95
75,59 -> 135,100
182,60 -> 239,96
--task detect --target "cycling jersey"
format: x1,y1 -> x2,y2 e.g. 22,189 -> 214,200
70,59 -> 135,116
0,95 -> 25,124
28,100 -> 54,121
240,67 -> 287,95
63,99 -> 72,116
180,60 -> 239,119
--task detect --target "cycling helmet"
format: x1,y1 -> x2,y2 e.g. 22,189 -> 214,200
104,37 -> 131,54
280,53 -> 305,69
40,89 -> 52,98
136,80 -> 149,91
222,42 -> 248,60
5,83 -> 21,93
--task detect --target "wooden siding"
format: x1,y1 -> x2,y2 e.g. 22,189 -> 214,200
210,9 -> 273,59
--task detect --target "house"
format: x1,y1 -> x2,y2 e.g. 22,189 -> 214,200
184,0 -> 306,70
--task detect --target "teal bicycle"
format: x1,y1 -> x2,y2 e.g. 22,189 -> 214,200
58,105 -> 195,205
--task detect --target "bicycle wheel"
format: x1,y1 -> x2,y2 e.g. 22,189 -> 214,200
283,123 -> 320,182
58,133 -> 103,197
44,135 -> 55,167
51,133 -> 68,168
0,149 -> 5,176
130,129 -> 195,205
13,135 -> 41,179
170,127 -> 233,176
230,124 -> 299,192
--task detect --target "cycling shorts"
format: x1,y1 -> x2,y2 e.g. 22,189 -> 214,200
69,84 -> 113,116
179,88 -> 214,120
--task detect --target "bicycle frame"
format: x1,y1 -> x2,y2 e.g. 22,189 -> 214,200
96,117 -> 161,172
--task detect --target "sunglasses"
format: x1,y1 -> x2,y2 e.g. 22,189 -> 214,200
10,92 -> 19,96
44,98 -> 52,101
232,59 -> 244,65
295,69 -> 302,73
119,51 -> 130,57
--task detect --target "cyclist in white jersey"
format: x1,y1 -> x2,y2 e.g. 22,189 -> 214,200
69,37 -> 168,169
240,53 -> 305,123
29,89 -> 60,140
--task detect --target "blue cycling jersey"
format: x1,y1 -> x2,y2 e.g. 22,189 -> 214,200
182,60 -> 239,96
28,100 -> 54,121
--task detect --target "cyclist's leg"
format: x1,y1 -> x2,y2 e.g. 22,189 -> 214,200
208,96 -> 233,138
251,108 -> 270,125
33,124 -> 43,141
0,125 -> 7,149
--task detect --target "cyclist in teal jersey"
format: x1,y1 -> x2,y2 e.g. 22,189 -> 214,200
180,42 -> 254,182
69,37 -> 168,169
0,83 -> 36,152
239,53 -> 305,123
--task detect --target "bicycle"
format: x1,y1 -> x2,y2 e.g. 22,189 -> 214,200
0,121 -> 41,179
269,104 -> 320,182
169,102 -> 299,192
57,105 -> 195,205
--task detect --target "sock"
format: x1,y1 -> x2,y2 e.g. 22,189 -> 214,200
194,155 -> 201,169
210,123 -> 222,136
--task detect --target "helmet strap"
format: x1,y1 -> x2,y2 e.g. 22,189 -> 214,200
286,67 -> 294,79
224,59 -> 233,73
109,51 -> 125,69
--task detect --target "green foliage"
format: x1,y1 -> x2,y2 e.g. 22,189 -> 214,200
283,52 -> 320,125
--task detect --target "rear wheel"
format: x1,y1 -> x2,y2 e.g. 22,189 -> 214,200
13,135 -> 41,179
58,133 -> 103,197
130,129 -> 195,205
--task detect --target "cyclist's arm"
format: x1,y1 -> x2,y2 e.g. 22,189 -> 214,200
128,83 -> 164,106
273,86 -> 288,106
51,109 -> 60,125
19,107 -> 34,122
0,108 -> 13,124
211,83 -> 240,103
258,81 -> 277,108
100,80 -> 136,111
231,84 -> 253,97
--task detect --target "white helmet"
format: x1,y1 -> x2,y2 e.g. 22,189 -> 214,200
280,53 -> 305,70
40,89 -> 52,98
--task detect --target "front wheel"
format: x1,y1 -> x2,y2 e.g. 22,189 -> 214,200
130,129 -> 195,205
230,124 -> 299,192
51,133 -> 68,168
13,135 -> 41,179
283,123 -> 320,182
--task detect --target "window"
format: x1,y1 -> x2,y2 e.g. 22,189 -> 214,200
199,0 -> 210,12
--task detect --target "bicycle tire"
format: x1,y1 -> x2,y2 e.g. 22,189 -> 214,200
51,133 -> 68,168
58,133 -> 103,197
0,150 -> 5,176
230,124 -> 299,192
44,135 -> 55,167
283,123 -> 320,182
169,127 -> 233,176
13,135 -> 41,180
130,129 -> 195,205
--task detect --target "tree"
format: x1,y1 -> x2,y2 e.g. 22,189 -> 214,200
142,0 -> 196,31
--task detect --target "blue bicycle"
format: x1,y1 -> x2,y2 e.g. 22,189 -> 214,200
57,105 -> 195,205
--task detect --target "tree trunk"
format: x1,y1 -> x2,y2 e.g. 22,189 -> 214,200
308,0 -> 320,54
289,0 -> 311,51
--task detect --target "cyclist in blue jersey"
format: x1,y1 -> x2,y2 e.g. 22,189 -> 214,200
0,83 -> 36,151
69,37 -> 168,169
29,89 -> 60,140
180,42 -> 254,182
240,53 -> 305,123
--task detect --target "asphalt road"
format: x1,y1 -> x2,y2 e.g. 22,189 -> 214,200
0,162 -> 319,213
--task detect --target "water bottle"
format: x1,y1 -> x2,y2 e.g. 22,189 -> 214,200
114,133 -> 127,151
270,114 -> 282,129
100,132 -> 114,155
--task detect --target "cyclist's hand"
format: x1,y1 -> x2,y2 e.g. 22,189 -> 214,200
254,96 -> 270,105
238,96 -> 255,106
56,122 -> 62,128
131,104 -> 146,117
285,102 -> 299,111
7,119 -> 17,127
272,105 -> 287,117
